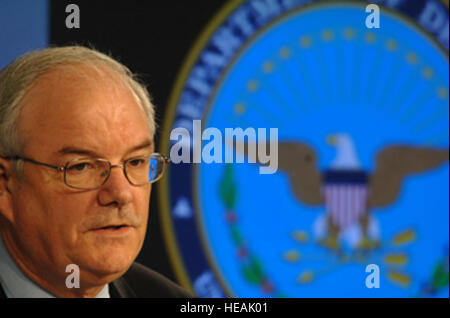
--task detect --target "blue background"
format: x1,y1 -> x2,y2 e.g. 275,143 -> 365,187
0,0 -> 48,69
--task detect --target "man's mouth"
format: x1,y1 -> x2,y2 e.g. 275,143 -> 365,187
90,224 -> 133,235
98,225 -> 128,230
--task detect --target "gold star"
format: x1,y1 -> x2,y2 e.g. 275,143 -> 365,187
279,46 -> 291,59
422,67 -> 434,79
406,52 -> 418,64
247,80 -> 258,92
292,230 -> 308,243
234,103 -> 246,115
343,28 -> 356,40
437,86 -> 448,99
365,32 -> 376,44
321,29 -> 334,42
298,271 -> 314,284
263,61 -> 274,73
299,36 -> 312,48
283,250 -> 300,263
386,39 -> 398,51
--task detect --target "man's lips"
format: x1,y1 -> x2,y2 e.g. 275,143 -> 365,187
93,224 -> 130,230
88,224 -> 134,235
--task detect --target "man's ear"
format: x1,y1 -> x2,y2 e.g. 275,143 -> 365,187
0,157 -> 15,224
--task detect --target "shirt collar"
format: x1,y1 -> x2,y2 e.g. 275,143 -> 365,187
0,234 -> 109,298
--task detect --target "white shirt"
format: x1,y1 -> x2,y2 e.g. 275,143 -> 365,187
0,235 -> 109,298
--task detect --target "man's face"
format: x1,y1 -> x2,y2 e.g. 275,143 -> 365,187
7,65 -> 152,288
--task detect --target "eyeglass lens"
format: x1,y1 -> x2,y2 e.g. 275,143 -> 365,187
64,155 -> 165,189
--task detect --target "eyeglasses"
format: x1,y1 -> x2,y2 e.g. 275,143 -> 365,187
5,153 -> 170,190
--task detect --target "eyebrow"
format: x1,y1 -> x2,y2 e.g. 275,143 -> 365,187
57,140 -> 153,157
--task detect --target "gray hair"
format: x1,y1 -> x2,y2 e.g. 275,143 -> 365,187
0,45 -> 155,160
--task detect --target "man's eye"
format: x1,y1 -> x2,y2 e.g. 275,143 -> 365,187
128,159 -> 145,167
68,163 -> 91,172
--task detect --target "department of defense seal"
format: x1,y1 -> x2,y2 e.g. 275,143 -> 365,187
160,0 -> 449,297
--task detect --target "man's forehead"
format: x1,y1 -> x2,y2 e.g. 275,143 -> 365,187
21,63 -> 144,119
29,64 -> 129,101
18,64 -> 153,156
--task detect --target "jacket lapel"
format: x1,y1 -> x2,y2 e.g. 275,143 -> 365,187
0,283 -> 6,298
109,276 -> 137,298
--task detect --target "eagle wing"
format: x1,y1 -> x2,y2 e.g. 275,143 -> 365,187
232,140 -> 323,205
368,146 -> 449,208
278,142 -> 323,205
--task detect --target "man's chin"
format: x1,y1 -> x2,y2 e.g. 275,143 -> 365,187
76,250 -> 137,285
74,231 -> 143,283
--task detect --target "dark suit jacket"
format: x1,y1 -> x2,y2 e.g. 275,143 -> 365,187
0,262 -> 192,298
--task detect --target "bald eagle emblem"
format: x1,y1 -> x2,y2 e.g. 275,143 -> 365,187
238,134 -> 449,252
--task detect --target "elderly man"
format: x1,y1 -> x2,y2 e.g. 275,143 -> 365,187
0,46 -> 190,298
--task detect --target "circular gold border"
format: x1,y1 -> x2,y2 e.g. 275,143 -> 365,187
159,0 -> 245,293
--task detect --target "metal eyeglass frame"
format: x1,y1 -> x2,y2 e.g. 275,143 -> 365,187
4,153 -> 171,190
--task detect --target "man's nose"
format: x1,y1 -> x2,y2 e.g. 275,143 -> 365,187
98,165 -> 133,207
